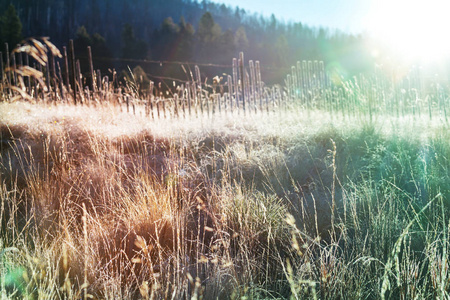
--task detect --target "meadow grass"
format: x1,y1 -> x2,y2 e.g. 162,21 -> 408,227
0,101 -> 449,299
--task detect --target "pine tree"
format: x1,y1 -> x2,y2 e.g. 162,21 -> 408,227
74,26 -> 92,53
197,12 -> 221,62
177,16 -> 195,61
198,12 -> 221,44
121,23 -> 148,60
234,26 -> 249,52
74,26 -> 112,72
0,4 -> 23,48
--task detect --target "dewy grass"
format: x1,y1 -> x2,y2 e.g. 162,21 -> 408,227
0,101 -> 450,299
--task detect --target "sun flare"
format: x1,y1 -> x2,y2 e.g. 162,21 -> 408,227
367,0 -> 450,62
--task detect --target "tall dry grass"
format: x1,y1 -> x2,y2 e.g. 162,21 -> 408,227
1,100 -> 450,299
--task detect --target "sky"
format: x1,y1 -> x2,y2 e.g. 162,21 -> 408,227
210,0 -> 373,33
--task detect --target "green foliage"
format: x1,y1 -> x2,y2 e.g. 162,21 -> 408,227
161,17 -> 179,35
275,34 -> 289,66
1,266 -> 27,298
176,18 -> 195,60
198,12 -> 219,43
121,23 -> 148,60
234,26 -> 248,51
74,26 -> 111,57
74,26 -> 91,50
0,4 -> 22,48
73,26 -> 112,73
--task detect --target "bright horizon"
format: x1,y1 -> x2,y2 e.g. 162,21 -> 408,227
211,0 -> 450,63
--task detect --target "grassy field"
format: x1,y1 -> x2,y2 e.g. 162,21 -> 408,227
1,100 -> 450,299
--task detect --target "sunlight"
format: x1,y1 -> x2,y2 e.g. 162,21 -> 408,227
366,0 -> 450,63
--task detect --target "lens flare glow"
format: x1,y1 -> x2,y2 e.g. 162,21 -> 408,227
366,0 -> 450,62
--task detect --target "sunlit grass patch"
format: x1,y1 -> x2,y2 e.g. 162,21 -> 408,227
1,101 -> 450,298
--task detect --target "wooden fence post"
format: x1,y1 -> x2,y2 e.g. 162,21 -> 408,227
162,98 -> 166,118
195,65 -> 203,116
57,62 -> 65,100
87,46 -> 96,93
239,52 -> 245,114
149,81 -> 154,119
76,59 -> 83,104
11,45 -> 17,87
174,94 -> 179,118
48,50 -> 58,100
33,63 -> 39,101
255,61 -> 262,112
50,49 -> 57,84
38,63 -> 46,102
186,81 -> 191,117
68,40 -> 77,104
0,52 -> 3,84
96,69 -> 102,99
181,84 -> 186,118
5,43 -> 11,88
217,93 -> 221,114
249,60 -> 257,113
62,46 -> 69,93
227,75 -> 232,114
45,52 -> 51,97
206,93 -> 210,118
245,69 -> 251,115
17,47 -> 23,68
25,53 -> 31,94
233,58 -> 239,113
0,51 -> 3,101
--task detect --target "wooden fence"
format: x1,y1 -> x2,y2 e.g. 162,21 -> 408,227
1,39 -> 450,121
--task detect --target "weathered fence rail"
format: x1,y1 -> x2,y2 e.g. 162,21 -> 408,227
1,39 -> 450,121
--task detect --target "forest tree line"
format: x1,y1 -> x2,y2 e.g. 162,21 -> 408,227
0,0 -> 374,84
